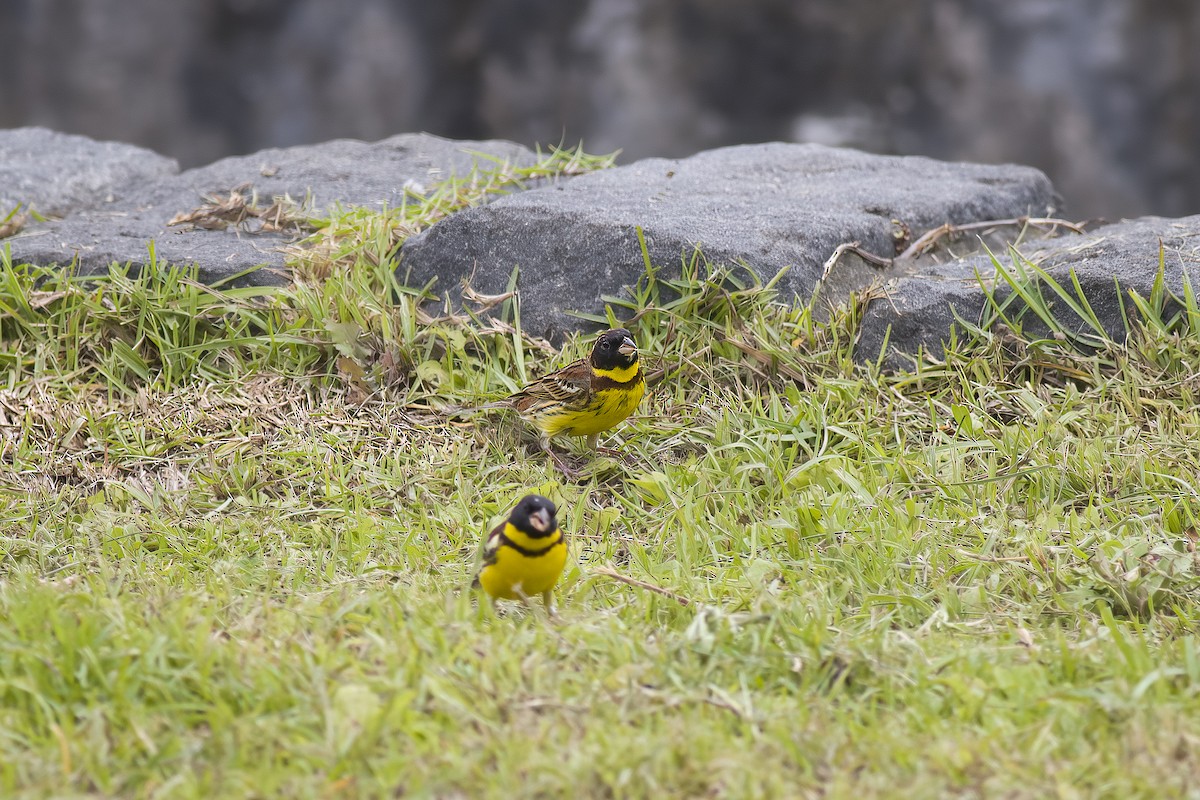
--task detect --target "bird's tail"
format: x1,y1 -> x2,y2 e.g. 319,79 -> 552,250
446,399 -> 513,419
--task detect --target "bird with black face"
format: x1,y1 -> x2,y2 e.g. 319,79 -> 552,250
502,327 -> 645,474
473,494 -> 567,614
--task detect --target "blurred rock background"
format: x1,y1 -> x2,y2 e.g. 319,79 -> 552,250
1,0 -> 1195,219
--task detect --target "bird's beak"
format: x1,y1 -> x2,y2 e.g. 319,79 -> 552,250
529,507 -> 552,533
617,337 -> 638,358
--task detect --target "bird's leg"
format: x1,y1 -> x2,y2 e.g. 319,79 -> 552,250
540,434 -> 583,479
586,433 -> 599,451
542,590 -> 558,619
513,586 -> 556,620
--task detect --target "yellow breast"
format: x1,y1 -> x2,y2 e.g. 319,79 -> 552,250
558,382 -> 646,436
477,525 -> 568,600
539,364 -> 645,438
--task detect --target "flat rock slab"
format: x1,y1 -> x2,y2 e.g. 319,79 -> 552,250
399,142 -> 1058,339
0,127 -> 178,218
858,214 -> 1200,369
5,131 -> 535,285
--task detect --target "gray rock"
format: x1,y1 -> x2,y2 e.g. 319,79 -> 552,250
168,133 -> 537,212
857,215 -> 1200,369
0,127 -> 178,217
9,126 -> 1192,372
4,1 -> 1198,219
399,142 -> 1058,340
6,132 -> 536,284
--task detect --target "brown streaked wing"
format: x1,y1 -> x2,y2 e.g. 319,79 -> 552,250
510,358 -> 593,414
480,521 -> 505,568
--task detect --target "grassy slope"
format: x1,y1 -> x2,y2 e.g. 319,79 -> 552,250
2,161 -> 1200,798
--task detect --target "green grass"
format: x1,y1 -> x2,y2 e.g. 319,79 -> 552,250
3,158 -> 1200,798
